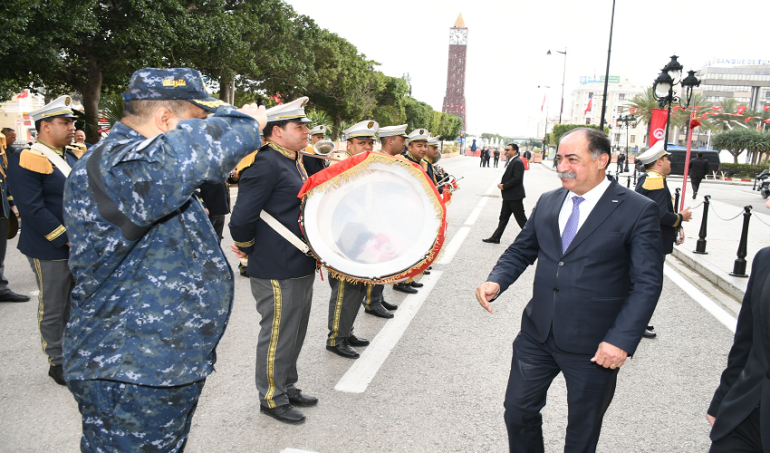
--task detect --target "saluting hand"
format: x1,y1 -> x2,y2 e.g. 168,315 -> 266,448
590,341 -> 628,369
475,282 -> 500,314
238,103 -> 268,133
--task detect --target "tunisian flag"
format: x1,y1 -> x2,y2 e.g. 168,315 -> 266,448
584,97 -> 593,116
648,109 -> 668,147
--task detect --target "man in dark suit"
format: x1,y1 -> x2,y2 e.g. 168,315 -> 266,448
689,152 -> 711,199
707,222 -> 770,452
483,143 -> 526,244
475,128 -> 664,453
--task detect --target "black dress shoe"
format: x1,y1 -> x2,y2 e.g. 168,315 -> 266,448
287,388 -> 318,407
410,281 -> 424,288
482,238 -> 500,244
48,365 -> 66,386
326,339 -> 360,358
423,270 -> 431,275
364,304 -> 394,319
643,326 -> 657,339
381,301 -> 398,311
347,334 -> 370,347
0,291 -> 30,302
393,283 -> 417,294
260,404 -> 306,424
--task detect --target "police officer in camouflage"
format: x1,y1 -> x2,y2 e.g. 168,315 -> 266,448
229,97 -> 321,425
62,68 -> 266,452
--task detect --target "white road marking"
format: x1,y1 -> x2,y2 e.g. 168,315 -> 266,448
280,449 -> 319,453
335,271 -> 443,393
435,227 -> 470,265
664,264 -> 737,333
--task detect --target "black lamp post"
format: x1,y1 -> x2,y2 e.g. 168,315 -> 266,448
618,114 -> 637,173
652,55 -> 700,151
547,49 -> 567,124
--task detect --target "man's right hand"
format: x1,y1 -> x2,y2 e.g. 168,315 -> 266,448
475,282 -> 500,314
238,104 -> 268,133
706,414 -> 715,427
680,206 -> 693,222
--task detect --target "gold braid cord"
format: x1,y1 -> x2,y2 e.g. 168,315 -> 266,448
304,153 -> 446,285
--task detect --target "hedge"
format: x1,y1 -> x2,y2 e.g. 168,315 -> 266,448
719,163 -> 770,178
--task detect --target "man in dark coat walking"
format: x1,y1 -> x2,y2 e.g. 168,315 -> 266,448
688,152 -> 711,199
482,143 -> 526,244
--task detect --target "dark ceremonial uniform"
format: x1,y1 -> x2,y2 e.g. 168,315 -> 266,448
7,142 -> 78,368
198,181 -> 230,240
0,141 -> 21,299
229,141 -> 318,409
63,105 -> 260,450
635,170 -> 683,256
328,277 -> 370,348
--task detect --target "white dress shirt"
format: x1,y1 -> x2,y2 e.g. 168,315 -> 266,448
558,177 -> 612,235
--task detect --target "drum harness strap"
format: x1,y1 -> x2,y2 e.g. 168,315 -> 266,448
259,211 -> 310,255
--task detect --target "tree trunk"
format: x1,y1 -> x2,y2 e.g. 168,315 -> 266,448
82,58 -> 103,145
220,76 -> 232,103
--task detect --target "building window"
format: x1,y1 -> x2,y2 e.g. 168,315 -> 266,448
586,118 -> 591,125
614,133 -> 621,142
631,135 -> 636,144
618,93 -> 626,101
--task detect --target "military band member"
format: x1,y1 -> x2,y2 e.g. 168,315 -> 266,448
229,97 -> 320,424
325,120 -> 384,361
7,96 -> 79,386
303,124 -> 329,175
393,128 -> 432,294
63,68 -> 265,450
634,141 -> 692,339
0,130 -> 28,304
425,135 -> 443,192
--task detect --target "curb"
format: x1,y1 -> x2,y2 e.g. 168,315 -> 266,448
670,246 -> 748,300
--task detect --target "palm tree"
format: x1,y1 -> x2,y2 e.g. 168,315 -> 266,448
705,98 -> 748,133
627,88 -> 658,143
712,128 -> 762,163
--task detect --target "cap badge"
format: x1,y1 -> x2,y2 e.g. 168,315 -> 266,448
367,121 -> 374,129
420,129 -> 424,134
64,97 -> 71,106
162,78 -> 187,88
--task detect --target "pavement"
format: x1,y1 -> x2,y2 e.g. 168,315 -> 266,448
0,156 -> 757,452
541,157 -> 770,301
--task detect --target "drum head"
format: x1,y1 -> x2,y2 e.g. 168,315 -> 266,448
301,152 -> 445,282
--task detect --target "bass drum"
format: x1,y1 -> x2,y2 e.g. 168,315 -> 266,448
299,151 -> 446,284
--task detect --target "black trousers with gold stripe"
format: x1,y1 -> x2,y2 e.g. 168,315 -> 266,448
251,274 -> 314,409
27,257 -> 74,366
327,277 -> 368,347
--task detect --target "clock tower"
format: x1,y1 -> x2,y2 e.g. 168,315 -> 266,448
442,14 -> 468,133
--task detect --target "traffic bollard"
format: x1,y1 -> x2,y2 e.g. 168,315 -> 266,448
694,195 -> 710,254
674,188 -> 681,213
626,175 -> 630,188
730,205 -> 752,277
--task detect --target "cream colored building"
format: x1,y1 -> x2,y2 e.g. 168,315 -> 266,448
568,76 -> 648,153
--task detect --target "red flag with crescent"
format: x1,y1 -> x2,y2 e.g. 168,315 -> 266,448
649,109 -> 668,147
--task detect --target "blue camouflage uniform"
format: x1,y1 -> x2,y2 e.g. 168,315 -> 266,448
62,67 -> 260,452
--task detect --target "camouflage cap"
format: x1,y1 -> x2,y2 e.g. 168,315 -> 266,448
122,68 -> 229,113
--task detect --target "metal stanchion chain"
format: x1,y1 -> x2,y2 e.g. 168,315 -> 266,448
709,203 -> 747,222
752,213 -> 770,228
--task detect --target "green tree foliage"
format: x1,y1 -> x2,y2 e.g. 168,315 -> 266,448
712,128 -> 770,163
372,75 -> 408,127
551,123 -> 605,144
404,97 -> 434,131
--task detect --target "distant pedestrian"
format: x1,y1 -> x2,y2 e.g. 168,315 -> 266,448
617,151 -> 626,172
688,152 -> 710,199
493,148 -> 500,167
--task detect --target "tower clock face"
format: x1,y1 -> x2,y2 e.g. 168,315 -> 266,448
449,28 -> 467,45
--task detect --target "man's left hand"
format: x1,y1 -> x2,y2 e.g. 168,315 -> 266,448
497,183 -> 504,190
590,342 -> 628,369
230,243 -> 247,259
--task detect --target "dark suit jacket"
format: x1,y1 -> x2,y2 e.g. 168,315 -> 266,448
689,157 -> 711,180
487,180 -> 663,355
708,247 -> 770,451
500,155 -> 526,201
198,182 -> 230,216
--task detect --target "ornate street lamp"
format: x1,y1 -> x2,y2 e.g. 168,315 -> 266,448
652,55 -> 701,151
618,114 -> 637,173
547,49 -> 567,124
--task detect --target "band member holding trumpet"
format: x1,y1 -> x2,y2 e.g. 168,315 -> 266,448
303,124 -> 331,174
229,97 -> 320,424
326,120 -> 386,360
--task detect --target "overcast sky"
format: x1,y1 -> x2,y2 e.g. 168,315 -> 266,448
284,0 -> 770,137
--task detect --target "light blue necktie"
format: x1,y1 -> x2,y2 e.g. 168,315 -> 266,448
561,196 -> 585,253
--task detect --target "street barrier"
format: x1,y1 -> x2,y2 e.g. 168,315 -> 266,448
730,206 -> 752,278
674,188 -> 681,213
694,195 -> 710,255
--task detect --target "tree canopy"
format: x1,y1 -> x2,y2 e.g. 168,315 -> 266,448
0,0 -> 461,143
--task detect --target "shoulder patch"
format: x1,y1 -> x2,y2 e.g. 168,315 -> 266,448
234,149 -> 260,178
642,174 -> 665,191
19,149 -> 53,174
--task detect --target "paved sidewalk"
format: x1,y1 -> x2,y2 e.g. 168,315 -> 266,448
540,159 -> 769,301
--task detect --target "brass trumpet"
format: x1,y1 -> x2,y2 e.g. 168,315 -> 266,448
300,140 -> 342,161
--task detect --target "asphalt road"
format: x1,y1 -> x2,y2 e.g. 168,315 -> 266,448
0,156 -> 742,452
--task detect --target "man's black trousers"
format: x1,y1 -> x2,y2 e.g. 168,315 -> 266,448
490,199 -> 527,240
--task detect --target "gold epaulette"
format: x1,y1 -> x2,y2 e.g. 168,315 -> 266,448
642,173 -> 665,191
19,149 -> 53,174
304,145 -> 316,155
234,149 -> 259,178
421,161 -> 428,171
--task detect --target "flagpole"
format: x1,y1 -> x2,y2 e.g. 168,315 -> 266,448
598,0 -> 616,132
681,108 -> 696,210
